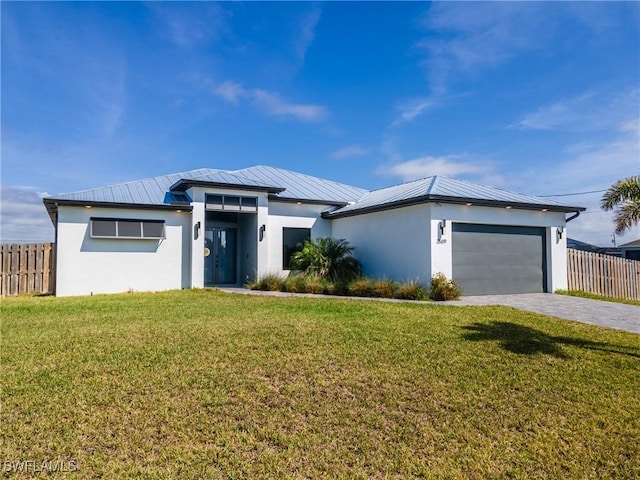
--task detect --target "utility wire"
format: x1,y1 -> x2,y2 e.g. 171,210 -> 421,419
537,189 -> 606,197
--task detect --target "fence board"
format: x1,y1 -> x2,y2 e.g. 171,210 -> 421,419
567,249 -> 640,301
0,243 -> 55,297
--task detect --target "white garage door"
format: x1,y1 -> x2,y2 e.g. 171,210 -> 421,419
452,223 -> 547,295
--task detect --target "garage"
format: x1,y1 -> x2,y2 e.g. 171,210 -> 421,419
452,223 -> 547,295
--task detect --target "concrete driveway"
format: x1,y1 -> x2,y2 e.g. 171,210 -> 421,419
442,293 -> 639,334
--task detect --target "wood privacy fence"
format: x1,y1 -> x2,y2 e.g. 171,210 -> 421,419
1,243 -> 55,297
567,249 -> 640,301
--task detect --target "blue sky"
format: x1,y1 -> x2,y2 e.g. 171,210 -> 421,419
1,1 -> 639,246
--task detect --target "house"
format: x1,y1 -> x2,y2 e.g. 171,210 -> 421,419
619,239 -> 640,261
567,237 -> 622,257
42,165 -> 585,297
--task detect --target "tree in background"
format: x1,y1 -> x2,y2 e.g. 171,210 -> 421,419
601,176 -> 640,235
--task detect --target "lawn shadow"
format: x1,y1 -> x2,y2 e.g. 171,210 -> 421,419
462,321 -> 640,360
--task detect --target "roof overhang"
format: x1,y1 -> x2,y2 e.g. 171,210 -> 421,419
322,195 -> 586,219
268,195 -> 350,207
42,198 -> 192,224
170,179 -> 285,194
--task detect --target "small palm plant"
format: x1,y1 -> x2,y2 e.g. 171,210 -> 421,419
601,176 -> 640,235
290,237 -> 361,282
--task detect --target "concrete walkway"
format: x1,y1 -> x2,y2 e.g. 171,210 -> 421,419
219,288 -> 639,334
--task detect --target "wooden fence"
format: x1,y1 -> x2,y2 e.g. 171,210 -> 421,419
567,249 -> 640,301
0,243 -> 55,297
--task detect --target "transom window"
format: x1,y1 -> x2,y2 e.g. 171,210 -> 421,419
206,194 -> 257,212
90,218 -> 165,239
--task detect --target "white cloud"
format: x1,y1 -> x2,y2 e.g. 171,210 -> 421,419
332,145 -> 369,160
213,81 -> 327,122
380,155 -> 493,182
394,98 -> 435,125
295,7 -> 322,63
150,3 -> 224,48
0,186 -> 54,243
214,81 -> 244,104
516,89 -> 639,132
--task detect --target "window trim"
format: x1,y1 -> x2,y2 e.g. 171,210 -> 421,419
205,194 -> 258,213
90,217 -> 166,240
282,227 -> 311,270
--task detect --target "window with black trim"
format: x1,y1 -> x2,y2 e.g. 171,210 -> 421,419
205,194 -> 258,212
90,218 -> 166,239
283,227 -> 310,269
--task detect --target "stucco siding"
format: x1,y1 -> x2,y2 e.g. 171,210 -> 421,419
332,204 -> 431,283
266,202 -> 333,275
55,206 -> 191,297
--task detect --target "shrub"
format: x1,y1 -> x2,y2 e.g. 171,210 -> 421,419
395,281 -> 428,301
248,273 -> 286,292
428,273 -> 461,301
290,237 -> 361,283
348,278 -> 377,297
373,279 -> 398,299
283,274 -> 308,293
304,275 -> 328,294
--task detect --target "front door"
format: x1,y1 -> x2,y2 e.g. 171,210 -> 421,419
204,228 -> 238,285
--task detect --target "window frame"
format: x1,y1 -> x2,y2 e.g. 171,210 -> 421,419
282,227 -> 311,270
90,217 -> 166,240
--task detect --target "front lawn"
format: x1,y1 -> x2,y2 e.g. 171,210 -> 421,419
2,289 -> 639,478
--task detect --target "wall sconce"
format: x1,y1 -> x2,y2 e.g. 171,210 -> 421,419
259,224 -> 266,242
557,226 -> 564,240
438,219 -> 447,237
194,221 -> 201,240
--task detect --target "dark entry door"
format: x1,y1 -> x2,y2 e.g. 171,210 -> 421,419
204,228 -> 237,285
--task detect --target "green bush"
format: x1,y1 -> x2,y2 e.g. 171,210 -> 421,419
429,273 -> 461,301
248,273 -> 286,292
373,279 -> 399,299
395,281 -> 428,300
283,275 -> 308,293
290,237 -> 361,282
348,278 -> 377,297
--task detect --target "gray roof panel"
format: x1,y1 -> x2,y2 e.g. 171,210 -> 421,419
326,175 -> 584,217
232,165 -> 368,204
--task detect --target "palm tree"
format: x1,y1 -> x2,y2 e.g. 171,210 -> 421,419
601,176 -> 640,234
290,237 -> 361,282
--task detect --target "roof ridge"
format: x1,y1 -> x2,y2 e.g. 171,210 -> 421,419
362,175 -> 437,195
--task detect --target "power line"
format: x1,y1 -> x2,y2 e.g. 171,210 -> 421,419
538,189 -> 606,197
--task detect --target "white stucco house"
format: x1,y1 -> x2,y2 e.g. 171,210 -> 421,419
43,165 -> 584,297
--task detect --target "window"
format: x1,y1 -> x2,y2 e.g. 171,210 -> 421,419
205,194 -> 258,212
90,218 -> 165,239
283,227 -> 310,269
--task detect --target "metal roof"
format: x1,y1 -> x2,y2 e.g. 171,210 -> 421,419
42,167 -> 584,217
231,165 -> 368,204
170,170 -> 285,193
325,175 -> 584,218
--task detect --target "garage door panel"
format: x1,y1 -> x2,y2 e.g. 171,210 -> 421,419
452,224 -> 546,295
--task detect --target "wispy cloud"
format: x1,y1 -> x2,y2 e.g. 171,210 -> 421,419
295,7 -> 322,64
213,81 -> 327,122
516,89 -> 639,132
149,2 -> 224,48
332,145 -> 369,160
0,186 -> 54,243
393,98 -> 435,125
379,154 -> 494,182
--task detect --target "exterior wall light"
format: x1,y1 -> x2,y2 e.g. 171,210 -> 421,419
557,226 -> 564,240
259,224 -> 267,242
194,221 -> 201,240
505,206 -> 512,209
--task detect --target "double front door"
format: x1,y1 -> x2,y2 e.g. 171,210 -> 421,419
204,227 -> 237,286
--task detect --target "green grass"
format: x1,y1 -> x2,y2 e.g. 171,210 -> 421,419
556,289 -> 640,306
2,289 -> 639,479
